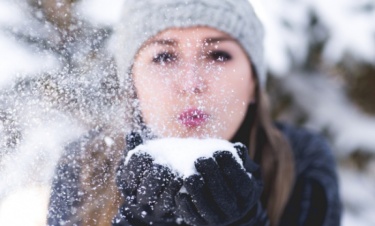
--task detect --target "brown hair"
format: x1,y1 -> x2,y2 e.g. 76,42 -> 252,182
253,89 -> 295,226
59,83 -> 295,226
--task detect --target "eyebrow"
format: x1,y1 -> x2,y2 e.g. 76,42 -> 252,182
203,37 -> 235,43
149,39 -> 177,46
149,37 -> 235,46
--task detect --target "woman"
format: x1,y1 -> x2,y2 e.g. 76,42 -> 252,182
47,0 -> 341,225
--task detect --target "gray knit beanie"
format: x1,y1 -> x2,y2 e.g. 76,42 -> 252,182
112,0 -> 265,133
114,0 -> 266,89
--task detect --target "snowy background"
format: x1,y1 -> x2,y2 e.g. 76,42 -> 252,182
0,0 -> 374,225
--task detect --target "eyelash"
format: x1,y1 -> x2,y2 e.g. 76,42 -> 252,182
152,50 -> 232,65
208,50 -> 232,62
152,52 -> 177,64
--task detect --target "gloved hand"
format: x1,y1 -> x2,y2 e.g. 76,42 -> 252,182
175,143 -> 267,226
112,133 -> 183,226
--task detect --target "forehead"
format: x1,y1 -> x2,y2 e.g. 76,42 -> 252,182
146,26 -> 234,45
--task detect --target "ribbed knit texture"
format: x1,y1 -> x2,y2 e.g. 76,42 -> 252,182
114,0 -> 266,88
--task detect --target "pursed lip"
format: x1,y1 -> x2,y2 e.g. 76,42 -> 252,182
178,108 -> 210,127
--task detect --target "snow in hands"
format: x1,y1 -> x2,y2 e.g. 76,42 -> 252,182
124,138 -> 248,179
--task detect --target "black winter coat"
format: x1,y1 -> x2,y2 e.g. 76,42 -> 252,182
47,123 -> 341,226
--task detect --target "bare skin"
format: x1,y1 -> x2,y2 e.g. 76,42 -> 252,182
132,26 -> 255,140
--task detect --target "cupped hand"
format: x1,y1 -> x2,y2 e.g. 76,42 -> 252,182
175,144 -> 264,226
113,133 -> 183,226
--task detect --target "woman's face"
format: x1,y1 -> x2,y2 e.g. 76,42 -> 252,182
132,26 -> 256,139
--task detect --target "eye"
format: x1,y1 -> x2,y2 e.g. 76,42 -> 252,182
152,52 -> 177,65
209,50 -> 232,62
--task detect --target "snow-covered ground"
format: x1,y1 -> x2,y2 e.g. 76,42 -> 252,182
0,0 -> 374,225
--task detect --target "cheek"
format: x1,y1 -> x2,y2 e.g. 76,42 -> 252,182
208,65 -> 254,138
214,80 -> 251,122
213,65 -> 254,105
133,68 -> 176,124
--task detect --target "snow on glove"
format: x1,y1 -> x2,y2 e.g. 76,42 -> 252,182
113,133 -> 183,226
175,143 -> 267,226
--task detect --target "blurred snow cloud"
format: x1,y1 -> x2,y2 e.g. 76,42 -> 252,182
250,0 -> 375,74
0,1 -> 374,226
76,0 -> 125,26
0,35 -> 59,88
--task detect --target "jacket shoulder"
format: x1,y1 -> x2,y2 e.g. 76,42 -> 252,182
275,122 -> 342,226
275,122 -> 336,176
47,129 -> 102,226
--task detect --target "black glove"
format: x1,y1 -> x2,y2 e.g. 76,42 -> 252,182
112,133 -> 183,226
175,144 -> 268,226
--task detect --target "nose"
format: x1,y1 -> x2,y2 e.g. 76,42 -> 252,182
177,61 -> 208,95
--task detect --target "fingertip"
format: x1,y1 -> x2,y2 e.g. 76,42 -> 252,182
213,150 -> 235,163
126,132 -> 143,150
140,152 -> 153,162
184,174 -> 203,189
234,143 -> 248,162
129,152 -> 153,171
194,157 -> 216,174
